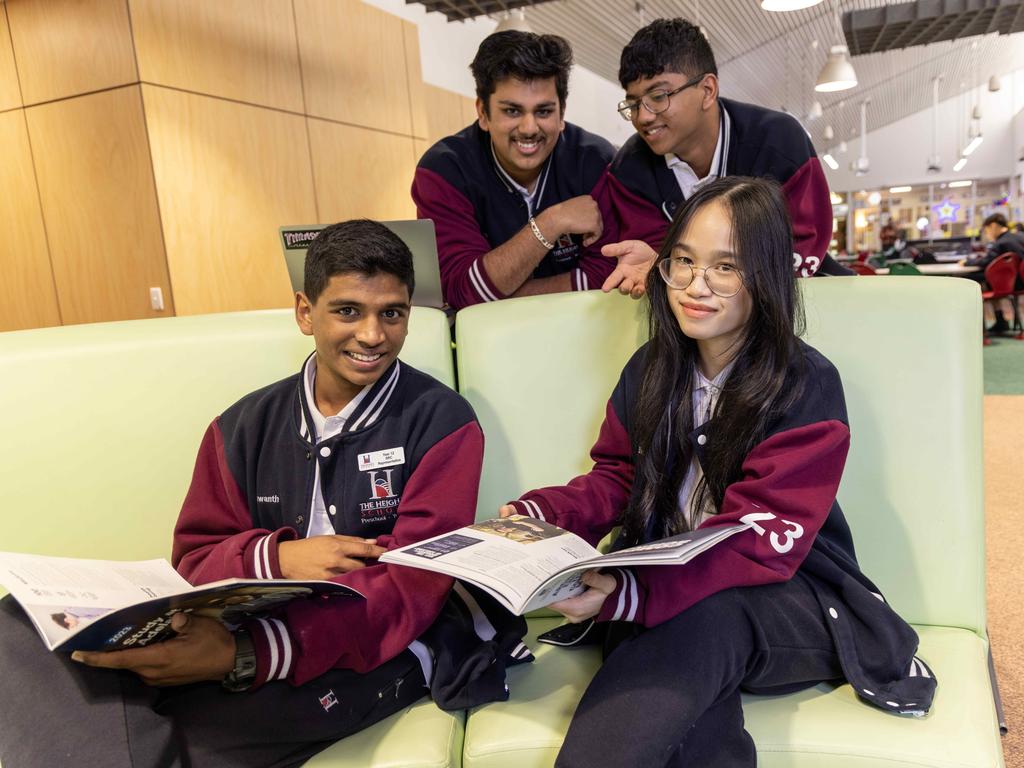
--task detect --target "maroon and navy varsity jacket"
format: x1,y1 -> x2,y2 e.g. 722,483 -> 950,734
412,122 -> 616,309
509,341 -> 936,715
172,357 -> 529,699
590,98 -> 850,277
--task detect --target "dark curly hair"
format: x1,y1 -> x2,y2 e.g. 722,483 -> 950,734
304,220 -> 414,303
618,18 -> 717,88
470,31 -> 573,115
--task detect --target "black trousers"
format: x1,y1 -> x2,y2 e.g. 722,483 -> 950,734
0,597 -> 426,768
556,575 -> 844,768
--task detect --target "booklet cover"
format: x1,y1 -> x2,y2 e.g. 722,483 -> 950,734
380,515 -> 749,615
0,552 -> 362,652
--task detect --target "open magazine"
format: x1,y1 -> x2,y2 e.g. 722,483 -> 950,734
0,552 -> 361,652
381,515 -> 749,615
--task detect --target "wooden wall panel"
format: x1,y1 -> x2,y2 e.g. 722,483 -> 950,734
0,110 -> 60,331
26,86 -> 172,325
6,0 -> 137,105
424,83 -> 476,146
308,118 -> 417,223
0,6 -> 22,111
295,0 -> 411,135
143,85 -> 316,315
130,0 -> 304,113
403,21 -> 427,141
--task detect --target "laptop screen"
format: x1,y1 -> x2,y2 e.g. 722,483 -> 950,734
279,220 -> 445,309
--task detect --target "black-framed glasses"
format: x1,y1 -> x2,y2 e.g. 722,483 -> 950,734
616,73 -> 707,122
657,257 -> 745,297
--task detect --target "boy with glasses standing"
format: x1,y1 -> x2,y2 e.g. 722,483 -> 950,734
412,31 -> 618,309
594,18 -> 850,298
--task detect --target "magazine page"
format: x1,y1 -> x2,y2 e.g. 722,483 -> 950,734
381,516 -> 601,614
517,522 -> 751,613
0,552 -> 191,649
0,551 -> 361,651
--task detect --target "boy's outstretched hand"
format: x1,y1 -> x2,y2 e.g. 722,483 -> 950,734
600,240 -> 657,299
71,612 -> 235,687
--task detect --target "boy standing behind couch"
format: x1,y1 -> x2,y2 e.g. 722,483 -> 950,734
0,220 -> 525,767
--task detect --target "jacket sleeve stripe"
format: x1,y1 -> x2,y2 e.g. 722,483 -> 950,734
453,581 -> 498,641
253,535 -> 271,580
523,499 -> 545,521
469,259 -> 500,303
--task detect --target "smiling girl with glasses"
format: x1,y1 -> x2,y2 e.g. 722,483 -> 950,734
500,176 -> 934,767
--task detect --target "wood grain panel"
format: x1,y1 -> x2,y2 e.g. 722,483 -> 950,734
26,86 -> 172,324
6,0 -> 137,105
130,0 -> 304,113
308,118 -> 416,223
0,6 -> 22,110
413,138 -> 430,166
0,110 -> 60,330
294,0 -> 411,135
403,21 -> 427,141
143,85 -> 316,315
423,83 -> 475,145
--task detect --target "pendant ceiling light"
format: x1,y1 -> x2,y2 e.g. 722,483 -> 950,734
816,1 -> 857,92
926,77 -> 941,173
823,124 -> 834,141
988,75 -> 1001,92
494,9 -> 530,33
761,0 -> 824,10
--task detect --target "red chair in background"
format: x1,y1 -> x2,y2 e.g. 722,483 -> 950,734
1014,258 -> 1024,340
981,253 -> 1021,344
849,262 -> 877,275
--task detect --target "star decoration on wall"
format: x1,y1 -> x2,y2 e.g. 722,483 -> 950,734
932,197 -> 961,223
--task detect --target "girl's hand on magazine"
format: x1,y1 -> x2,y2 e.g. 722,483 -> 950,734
498,505 -> 516,518
71,612 -> 235,686
548,570 -> 616,623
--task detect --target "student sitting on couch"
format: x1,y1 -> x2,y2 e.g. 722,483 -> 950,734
500,177 -> 935,768
0,220 -> 526,768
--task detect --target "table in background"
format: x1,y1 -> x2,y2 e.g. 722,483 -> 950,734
875,264 -> 981,276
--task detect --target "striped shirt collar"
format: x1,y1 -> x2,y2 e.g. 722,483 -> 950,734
297,353 -> 402,442
664,102 -> 732,199
490,141 -> 552,217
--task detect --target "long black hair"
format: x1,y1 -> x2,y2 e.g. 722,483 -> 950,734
623,176 -> 805,542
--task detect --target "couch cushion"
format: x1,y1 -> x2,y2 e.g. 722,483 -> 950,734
462,619 -> 1002,768
307,700 -> 464,768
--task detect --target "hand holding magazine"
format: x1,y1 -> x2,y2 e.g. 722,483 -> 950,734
381,515 -> 749,615
0,551 -> 361,652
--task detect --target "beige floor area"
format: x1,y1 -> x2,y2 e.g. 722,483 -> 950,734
985,395 -> 1024,767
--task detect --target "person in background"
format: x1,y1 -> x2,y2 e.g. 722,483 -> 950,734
500,177 -> 933,767
412,31 -> 618,309
962,213 -> 1024,333
866,224 -> 914,268
591,18 -> 852,300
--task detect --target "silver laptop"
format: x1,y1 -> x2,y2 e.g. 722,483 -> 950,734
279,220 -> 445,309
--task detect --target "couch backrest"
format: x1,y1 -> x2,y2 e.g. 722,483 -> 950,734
0,307 -> 453,564
455,278 -> 985,633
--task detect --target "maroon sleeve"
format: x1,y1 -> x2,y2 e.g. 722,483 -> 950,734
411,167 -> 507,309
782,158 -> 833,277
172,421 -> 297,584
244,422 -> 484,687
509,400 -> 633,547
597,419 -> 850,626
589,170 -> 670,256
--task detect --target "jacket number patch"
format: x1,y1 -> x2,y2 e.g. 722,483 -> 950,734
739,511 -> 804,554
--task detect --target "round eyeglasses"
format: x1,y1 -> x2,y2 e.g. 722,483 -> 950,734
616,73 -> 707,122
657,257 -> 745,298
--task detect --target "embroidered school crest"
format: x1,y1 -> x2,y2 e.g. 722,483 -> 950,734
359,469 -> 400,523
318,689 -> 338,712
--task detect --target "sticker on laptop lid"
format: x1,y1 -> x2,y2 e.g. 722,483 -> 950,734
358,447 -> 406,471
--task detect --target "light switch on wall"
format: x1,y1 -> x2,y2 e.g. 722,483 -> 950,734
149,287 -> 165,311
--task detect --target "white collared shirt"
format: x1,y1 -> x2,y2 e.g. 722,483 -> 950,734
490,142 -> 551,217
664,105 -> 731,200
677,360 -> 735,527
303,357 -> 370,537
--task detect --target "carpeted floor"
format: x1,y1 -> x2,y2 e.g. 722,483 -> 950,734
985,395 -> 1024,767
984,336 -> 1024,395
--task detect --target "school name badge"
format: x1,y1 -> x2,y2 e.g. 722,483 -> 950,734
357,448 -> 405,523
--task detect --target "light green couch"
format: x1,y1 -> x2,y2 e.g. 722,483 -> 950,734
0,278 -> 1004,767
